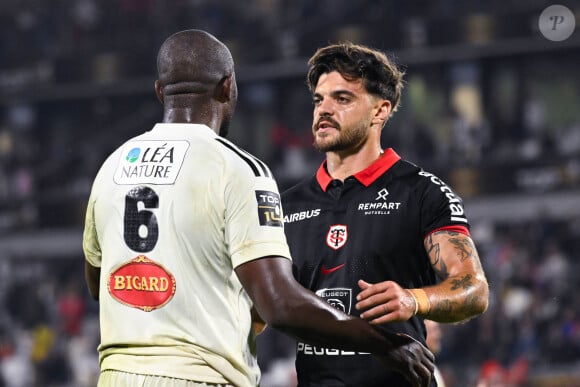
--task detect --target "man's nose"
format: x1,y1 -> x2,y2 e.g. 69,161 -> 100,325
317,99 -> 334,116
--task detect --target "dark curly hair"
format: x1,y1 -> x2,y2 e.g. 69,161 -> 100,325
307,42 -> 404,114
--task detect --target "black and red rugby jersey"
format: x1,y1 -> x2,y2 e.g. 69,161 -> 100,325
281,148 -> 470,387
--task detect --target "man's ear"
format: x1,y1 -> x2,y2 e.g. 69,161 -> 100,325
372,99 -> 392,127
216,74 -> 233,103
154,80 -> 164,104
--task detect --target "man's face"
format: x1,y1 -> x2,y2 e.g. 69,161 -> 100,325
311,71 -> 378,153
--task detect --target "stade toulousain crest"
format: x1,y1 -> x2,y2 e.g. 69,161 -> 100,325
326,224 -> 348,250
108,255 -> 176,312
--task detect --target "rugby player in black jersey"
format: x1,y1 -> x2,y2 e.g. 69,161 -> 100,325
281,42 -> 489,386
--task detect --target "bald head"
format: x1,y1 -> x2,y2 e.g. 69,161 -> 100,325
157,29 -> 235,96
155,29 -> 237,136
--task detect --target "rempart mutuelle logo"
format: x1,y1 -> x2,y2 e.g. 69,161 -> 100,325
538,5 -> 576,42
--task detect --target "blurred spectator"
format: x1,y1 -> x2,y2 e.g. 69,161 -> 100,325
57,279 -> 86,337
1,1 -> 580,386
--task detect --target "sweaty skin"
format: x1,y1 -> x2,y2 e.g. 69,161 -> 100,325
356,231 -> 488,324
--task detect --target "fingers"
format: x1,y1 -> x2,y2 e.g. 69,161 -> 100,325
379,335 -> 435,387
409,343 -> 435,387
356,280 -> 394,310
358,279 -> 372,290
359,304 -> 400,324
356,281 -> 413,323
393,334 -> 434,387
357,279 -> 390,296
410,368 -> 432,387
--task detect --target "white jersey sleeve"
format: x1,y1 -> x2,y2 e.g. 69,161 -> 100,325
218,138 -> 290,268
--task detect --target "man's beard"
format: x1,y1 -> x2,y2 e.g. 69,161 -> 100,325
313,120 -> 369,153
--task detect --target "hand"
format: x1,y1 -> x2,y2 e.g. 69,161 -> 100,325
380,332 -> 435,387
356,279 -> 416,324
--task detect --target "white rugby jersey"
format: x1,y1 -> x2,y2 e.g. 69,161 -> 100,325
83,123 -> 291,387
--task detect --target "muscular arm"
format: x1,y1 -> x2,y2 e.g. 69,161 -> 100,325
419,230 -> 488,322
85,261 -> 100,301
356,230 -> 489,324
237,256 -> 392,348
235,256 -> 434,386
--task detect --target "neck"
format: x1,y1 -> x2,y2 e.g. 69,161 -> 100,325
163,107 -> 199,123
326,143 -> 384,181
162,103 -> 222,135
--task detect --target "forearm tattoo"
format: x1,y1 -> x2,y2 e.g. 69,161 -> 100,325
450,274 -> 473,290
424,231 -> 487,321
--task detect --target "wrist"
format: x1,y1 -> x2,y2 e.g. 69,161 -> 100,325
408,288 -> 430,316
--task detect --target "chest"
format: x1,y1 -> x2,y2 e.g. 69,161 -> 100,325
284,181 -> 430,287
284,181 -> 420,255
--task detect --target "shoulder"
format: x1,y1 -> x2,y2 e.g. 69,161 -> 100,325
392,160 -> 456,195
213,136 -> 274,180
281,175 -> 316,200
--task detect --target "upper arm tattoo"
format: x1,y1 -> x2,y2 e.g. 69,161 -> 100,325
448,236 -> 477,262
426,233 -> 449,279
426,231 -> 478,280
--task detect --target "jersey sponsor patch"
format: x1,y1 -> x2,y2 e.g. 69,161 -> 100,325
316,287 -> 352,314
375,187 -> 389,200
326,224 -> 348,250
283,208 -> 321,224
297,341 -> 369,356
107,255 -> 176,312
256,190 -> 283,227
114,140 -> 189,185
357,187 -> 402,216
418,170 -> 468,223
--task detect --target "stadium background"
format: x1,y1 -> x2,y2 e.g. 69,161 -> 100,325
0,0 -> 579,386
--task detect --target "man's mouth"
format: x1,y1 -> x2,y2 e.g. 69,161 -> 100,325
317,120 -> 339,131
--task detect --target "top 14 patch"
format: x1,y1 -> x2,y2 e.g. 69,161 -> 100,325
256,190 -> 283,227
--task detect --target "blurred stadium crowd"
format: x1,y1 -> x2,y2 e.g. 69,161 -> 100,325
0,1 -> 579,386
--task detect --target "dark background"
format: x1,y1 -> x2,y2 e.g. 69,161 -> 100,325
0,1 -> 579,386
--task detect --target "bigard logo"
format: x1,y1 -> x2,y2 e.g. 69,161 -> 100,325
108,255 -> 176,312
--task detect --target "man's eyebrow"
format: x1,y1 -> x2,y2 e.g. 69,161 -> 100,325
313,89 -> 357,98
331,89 -> 356,97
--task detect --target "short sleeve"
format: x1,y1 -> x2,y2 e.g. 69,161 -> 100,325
417,170 -> 470,238
223,165 -> 292,269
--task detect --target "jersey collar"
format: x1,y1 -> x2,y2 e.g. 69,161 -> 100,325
316,148 -> 401,192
